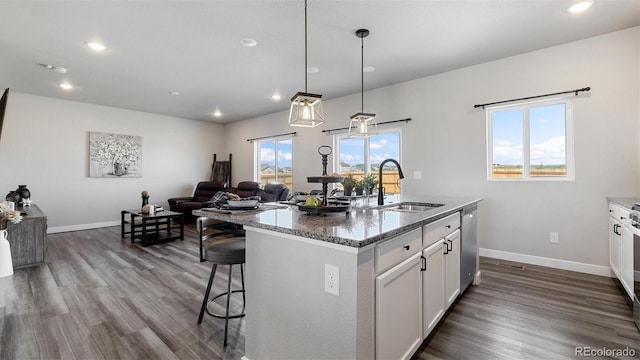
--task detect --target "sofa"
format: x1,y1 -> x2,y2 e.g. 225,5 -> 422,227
168,181 -> 290,222
168,181 -> 228,222
225,181 -> 290,202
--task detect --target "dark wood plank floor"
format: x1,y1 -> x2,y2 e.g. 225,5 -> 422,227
1,226 -> 638,359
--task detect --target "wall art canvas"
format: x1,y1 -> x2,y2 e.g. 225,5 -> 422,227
89,132 -> 142,178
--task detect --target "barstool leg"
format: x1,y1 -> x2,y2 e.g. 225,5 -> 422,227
223,264 -> 233,347
198,264 -> 217,324
240,263 -> 246,308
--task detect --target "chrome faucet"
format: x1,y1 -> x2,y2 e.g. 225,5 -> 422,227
378,159 -> 404,205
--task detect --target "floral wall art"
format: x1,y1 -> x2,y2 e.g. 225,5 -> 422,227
89,132 -> 142,178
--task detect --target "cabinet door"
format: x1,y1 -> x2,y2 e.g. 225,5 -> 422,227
609,216 -> 621,278
422,240 -> 444,339
444,229 -> 461,308
620,224 -> 634,300
376,253 -> 422,360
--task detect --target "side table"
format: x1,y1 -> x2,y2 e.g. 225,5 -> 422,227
121,209 -> 184,246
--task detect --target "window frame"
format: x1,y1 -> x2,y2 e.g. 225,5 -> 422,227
253,136 -> 294,186
333,127 -> 403,193
486,97 -> 575,181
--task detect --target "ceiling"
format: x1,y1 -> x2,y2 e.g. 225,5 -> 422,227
0,1 -> 638,124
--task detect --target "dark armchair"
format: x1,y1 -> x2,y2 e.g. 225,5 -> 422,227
168,181 -> 227,222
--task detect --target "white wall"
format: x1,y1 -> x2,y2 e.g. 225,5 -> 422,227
0,93 -> 225,231
225,27 -> 640,269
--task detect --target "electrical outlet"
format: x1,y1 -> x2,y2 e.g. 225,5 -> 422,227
413,171 -> 422,179
549,232 -> 559,244
324,264 -> 339,296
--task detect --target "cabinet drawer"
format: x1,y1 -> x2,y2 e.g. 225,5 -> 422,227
608,203 -> 619,219
376,228 -> 422,274
423,212 -> 460,248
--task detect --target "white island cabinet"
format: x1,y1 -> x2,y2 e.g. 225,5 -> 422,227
193,195 -> 481,360
608,201 -> 635,300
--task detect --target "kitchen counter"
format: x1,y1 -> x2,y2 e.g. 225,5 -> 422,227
193,195 -> 482,249
194,195 -> 481,359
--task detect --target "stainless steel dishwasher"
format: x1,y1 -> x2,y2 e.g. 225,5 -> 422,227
461,205 -> 478,292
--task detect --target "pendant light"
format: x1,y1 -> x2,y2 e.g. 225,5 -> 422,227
348,28 -> 377,138
288,0 -> 325,128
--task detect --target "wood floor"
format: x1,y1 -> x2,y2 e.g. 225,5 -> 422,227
1,225 -> 638,360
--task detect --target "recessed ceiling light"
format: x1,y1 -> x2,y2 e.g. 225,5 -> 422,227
59,82 -> 73,90
567,0 -> 594,13
85,41 -> 106,51
307,67 -> 319,73
240,38 -> 257,47
363,66 -> 375,73
272,94 -> 281,100
169,91 -> 180,96
213,110 -> 222,117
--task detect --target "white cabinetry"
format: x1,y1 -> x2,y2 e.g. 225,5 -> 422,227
444,229 -> 461,308
608,202 -> 634,300
375,228 -> 422,360
609,205 -> 621,277
421,240 -> 444,336
421,212 -> 460,339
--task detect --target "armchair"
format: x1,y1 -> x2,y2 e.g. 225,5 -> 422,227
168,181 -> 227,222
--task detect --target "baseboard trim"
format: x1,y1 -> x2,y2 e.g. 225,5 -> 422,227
48,220 -> 120,234
479,248 -> 613,277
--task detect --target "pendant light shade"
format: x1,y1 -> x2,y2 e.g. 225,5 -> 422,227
348,28 -> 377,138
288,0 -> 325,128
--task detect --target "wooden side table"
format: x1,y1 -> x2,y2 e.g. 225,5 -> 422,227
7,204 -> 48,269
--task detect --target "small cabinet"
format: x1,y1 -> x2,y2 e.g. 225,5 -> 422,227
421,212 -> 461,339
376,253 -> 422,360
375,228 -> 423,360
421,240 -> 444,336
444,229 -> 461,308
609,214 -> 621,277
607,202 -> 634,301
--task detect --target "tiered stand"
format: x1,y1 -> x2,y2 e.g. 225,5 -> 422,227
298,146 -> 350,215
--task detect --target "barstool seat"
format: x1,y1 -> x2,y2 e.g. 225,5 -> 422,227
198,237 -> 246,347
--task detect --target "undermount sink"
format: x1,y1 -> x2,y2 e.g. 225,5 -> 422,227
380,202 -> 444,213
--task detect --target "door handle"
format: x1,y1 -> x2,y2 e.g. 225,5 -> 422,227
447,239 -> 453,252
614,223 -> 620,235
420,256 -> 427,271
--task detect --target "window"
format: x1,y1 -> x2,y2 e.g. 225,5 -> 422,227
486,98 -> 574,180
334,129 -> 402,194
255,138 -> 293,188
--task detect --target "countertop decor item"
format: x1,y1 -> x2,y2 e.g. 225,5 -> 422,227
348,28 -> 378,138
141,190 -> 149,208
288,0 -> 325,128
5,191 -> 21,204
16,185 -> 30,200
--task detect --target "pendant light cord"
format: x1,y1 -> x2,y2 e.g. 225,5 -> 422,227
360,35 -> 364,113
304,0 -> 308,93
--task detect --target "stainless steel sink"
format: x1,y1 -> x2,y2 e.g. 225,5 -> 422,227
380,202 -> 444,212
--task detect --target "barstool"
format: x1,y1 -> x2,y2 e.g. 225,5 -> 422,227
197,236 -> 246,347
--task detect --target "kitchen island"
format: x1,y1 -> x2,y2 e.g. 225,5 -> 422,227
194,195 -> 482,360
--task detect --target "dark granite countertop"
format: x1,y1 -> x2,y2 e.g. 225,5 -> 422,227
193,195 -> 482,248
